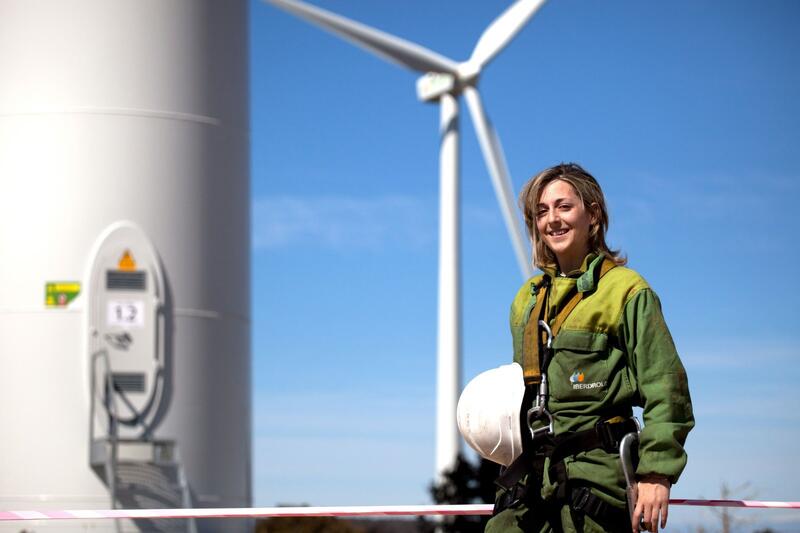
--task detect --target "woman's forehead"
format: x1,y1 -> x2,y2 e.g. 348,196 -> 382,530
538,179 -> 580,203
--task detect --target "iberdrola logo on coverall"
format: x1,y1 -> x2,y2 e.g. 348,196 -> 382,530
570,370 -> 585,383
570,369 -> 606,390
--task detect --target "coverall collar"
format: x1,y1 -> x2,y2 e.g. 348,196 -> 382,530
542,252 -> 605,293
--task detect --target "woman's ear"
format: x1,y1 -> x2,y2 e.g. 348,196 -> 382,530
589,202 -> 600,225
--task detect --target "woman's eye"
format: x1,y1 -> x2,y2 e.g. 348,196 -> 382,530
536,209 -> 547,218
559,204 -> 572,211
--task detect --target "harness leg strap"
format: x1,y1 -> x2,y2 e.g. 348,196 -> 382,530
571,486 -> 629,529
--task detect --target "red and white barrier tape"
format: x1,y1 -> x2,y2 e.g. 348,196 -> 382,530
670,499 -> 800,509
0,505 -> 487,522
0,500 -> 798,521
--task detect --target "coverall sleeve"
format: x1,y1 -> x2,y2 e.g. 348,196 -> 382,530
619,288 -> 694,484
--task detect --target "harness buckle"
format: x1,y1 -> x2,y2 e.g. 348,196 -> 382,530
494,483 -> 528,514
595,419 -> 619,452
595,417 -> 636,452
571,487 -> 592,513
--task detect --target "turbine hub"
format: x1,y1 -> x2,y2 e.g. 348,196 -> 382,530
456,61 -> 481,86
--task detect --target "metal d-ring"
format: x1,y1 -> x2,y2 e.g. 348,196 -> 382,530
527,406 -> 554,440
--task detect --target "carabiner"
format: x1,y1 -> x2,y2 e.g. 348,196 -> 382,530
538,319 -> 553,349
620,431 -> 644,531
526,319 -> 555,440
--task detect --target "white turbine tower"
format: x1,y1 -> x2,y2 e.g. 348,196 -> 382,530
265,0 -> 544,480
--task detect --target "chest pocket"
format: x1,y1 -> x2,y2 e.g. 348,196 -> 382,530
548,330 -> 610,402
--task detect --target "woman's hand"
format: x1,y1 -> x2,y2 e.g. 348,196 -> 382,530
632,475 -> 670,533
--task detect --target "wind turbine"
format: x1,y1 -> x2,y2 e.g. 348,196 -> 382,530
264,0 -> 544,480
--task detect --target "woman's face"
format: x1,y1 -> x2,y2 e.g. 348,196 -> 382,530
535,179 -> 595,270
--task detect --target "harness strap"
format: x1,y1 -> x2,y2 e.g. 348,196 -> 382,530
496,256 -> 625,522
521,257 -> 617,385
495,482 -> 628,530
570,486 -> 630,529
492,482 -> 526,515
548,417 -> 639,470
521,278 -> 549,385
493,451 -> 548,513
493,419 -> 637,527
496,385 -> 547,492
495,454 -> 534,493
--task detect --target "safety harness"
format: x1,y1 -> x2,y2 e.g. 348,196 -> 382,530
494,257 -> 637,529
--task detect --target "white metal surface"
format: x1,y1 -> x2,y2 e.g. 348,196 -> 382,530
435,94 -> 461,479
0,1 -> 250,531
463,86 -> 532,278
469,0 -> 548,71
265,0 -> 460,74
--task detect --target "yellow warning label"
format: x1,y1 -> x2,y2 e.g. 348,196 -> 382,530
45,282 -> 81,308
118,250 -> 137,271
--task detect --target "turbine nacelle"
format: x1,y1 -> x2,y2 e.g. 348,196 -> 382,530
415,61 -> 481,103
416,72 -> 456,102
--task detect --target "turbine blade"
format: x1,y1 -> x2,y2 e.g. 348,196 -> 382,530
265,0 -> 459,74
463,86 -> 532,279
470,0 -> 547,70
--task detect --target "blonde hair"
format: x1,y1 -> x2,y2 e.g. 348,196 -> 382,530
519,163 -> 626,271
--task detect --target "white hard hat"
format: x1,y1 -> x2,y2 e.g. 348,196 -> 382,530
457,362 -> 525,466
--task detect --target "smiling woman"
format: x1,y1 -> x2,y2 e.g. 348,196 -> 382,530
520,164 -> 625,275
466,163 -> 696,533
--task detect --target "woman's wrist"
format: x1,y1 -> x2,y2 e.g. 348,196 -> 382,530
637,474 -> 670,485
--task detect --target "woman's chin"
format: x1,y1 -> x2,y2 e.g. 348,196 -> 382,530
547,241 -> 573,257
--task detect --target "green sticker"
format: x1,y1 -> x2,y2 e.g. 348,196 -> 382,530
45,282 -> 81,308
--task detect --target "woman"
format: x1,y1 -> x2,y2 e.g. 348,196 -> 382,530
486,163 -> 694,533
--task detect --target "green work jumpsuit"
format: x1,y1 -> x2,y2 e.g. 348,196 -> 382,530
485,253 -> 694,533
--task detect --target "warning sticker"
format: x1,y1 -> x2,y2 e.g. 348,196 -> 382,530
45,282 -> 81,308
118,250 -> 137,271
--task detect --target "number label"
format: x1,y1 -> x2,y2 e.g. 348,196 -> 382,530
107,300 -> 145,328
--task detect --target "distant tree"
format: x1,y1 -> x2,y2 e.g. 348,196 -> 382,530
255,516 -> 365,533
428,453 -> 501,533
703,481 -> 757,533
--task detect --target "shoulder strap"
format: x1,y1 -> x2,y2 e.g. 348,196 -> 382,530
521,278 -> 549,385
521,258 -> 618,384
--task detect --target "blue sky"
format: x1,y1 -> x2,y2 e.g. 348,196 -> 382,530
249,1 -> 800,530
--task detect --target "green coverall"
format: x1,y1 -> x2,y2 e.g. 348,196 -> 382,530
485,254 -> 694,533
